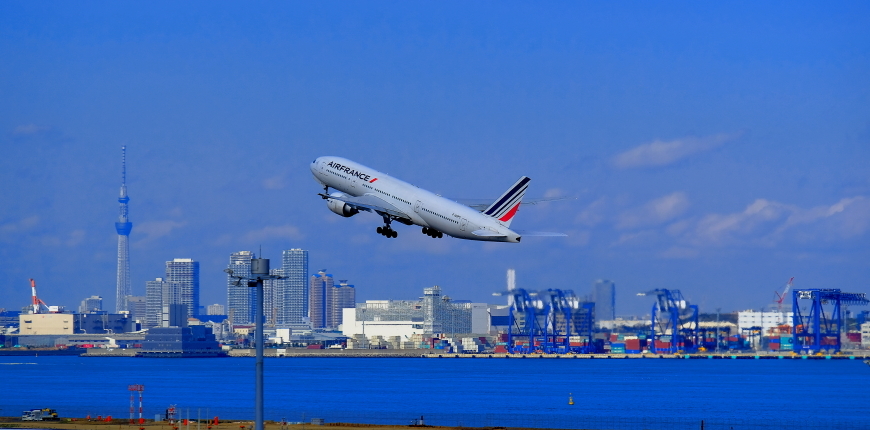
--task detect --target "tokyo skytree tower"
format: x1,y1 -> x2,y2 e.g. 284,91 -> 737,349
115,146 -> 133,313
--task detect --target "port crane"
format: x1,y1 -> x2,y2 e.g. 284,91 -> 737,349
28,279 -> 62,314
792,288 -> 868,354
30,279 -> 49,314
494,287 -> 595,354
773,277 -> 794,311
638,288 -> 699,354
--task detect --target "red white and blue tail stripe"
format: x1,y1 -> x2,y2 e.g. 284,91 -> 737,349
483,176 -> 530,227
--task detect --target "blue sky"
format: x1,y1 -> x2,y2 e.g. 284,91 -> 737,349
1,3 -> 868,317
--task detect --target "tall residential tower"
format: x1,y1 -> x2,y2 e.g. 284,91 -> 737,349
227,251 -> 256,326
593,279 -> 616,322
115,146 -> 133,313
279,249 -> 309,326
166,258 -> 200,318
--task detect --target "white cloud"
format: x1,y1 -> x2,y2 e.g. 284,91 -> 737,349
263,174 -> 286,190
66,229 -> 86,247
543,188 -> 564,198
617,192 -> 690,229
243,225 -> 303,242
613,133 -> 739,169
679,196 -> 870,247
690,198 -> 787,245
12,124 -> 48,135
575,198 -> 608,227
0,215 -> 40,235
658,246 -> 699,259
136,220 -> 187,243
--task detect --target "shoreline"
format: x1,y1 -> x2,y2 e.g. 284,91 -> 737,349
3,348 -> 868,360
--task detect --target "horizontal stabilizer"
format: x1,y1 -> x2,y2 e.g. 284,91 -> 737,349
471,229 -> 507,238
514,230 -> 568,237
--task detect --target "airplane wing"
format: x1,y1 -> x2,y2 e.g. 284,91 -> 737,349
319,192 -> 412,221
454,196 -> 575,211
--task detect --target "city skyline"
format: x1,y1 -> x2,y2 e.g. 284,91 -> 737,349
1,4 -> 868,317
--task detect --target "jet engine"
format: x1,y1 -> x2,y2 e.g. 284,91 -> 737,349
327,198 -> 359,217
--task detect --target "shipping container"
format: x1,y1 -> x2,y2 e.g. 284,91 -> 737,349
625,349 -> 641,354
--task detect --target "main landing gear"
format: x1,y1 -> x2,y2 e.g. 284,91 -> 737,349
422,227 -> 443,238
378,215 -> 398,238
377,226 -> 397,238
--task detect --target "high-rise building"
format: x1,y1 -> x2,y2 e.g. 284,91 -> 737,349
207,304 -> 225,315
263,268 -> 281,326
278,249 -> 308,326
593,279 -> 616,322
166,258 -> 199,318
145,277 -> 182,328
423,285 -> 445,334
227,251 -> 255,326
126,295 -> 146,323
309,270 -> 334,329
331,280 -> 356,329
115,146 -> 133,313
79,296 -> 103,314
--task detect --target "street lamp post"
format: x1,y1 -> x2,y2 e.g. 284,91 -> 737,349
226,258 -> 284,430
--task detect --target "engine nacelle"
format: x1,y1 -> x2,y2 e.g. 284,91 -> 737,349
327,198 -> 359,217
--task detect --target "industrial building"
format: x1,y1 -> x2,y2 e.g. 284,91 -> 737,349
138,325 -> 224,357
18,313 -> 133,335
737,310 -> 793,333
342,286 -> 488,339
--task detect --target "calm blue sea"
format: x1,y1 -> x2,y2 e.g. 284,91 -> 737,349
0,356 -> 868,430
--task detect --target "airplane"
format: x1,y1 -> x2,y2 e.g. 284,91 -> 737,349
310,156 -> 567,243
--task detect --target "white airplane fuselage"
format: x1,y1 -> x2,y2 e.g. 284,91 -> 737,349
310,156 -> 522,242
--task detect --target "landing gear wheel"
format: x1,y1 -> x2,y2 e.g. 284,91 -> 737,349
391,230 -> 398,238
437,232 -> 443,238
422,227 -> 429,235
377,227 -> 383,234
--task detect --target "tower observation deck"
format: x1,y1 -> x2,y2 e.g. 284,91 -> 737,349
115,146 -> 133,313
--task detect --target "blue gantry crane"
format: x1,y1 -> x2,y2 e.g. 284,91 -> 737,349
792,289 -> 869,354
638,289 -> 699,354
496,288 -> 595,354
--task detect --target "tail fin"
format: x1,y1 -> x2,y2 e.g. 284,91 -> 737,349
483,176 -> 530,227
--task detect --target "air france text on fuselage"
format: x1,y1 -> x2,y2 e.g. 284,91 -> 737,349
328,161 -> 374,182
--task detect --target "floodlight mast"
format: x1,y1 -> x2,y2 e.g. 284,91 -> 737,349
225,258 -> 284,430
